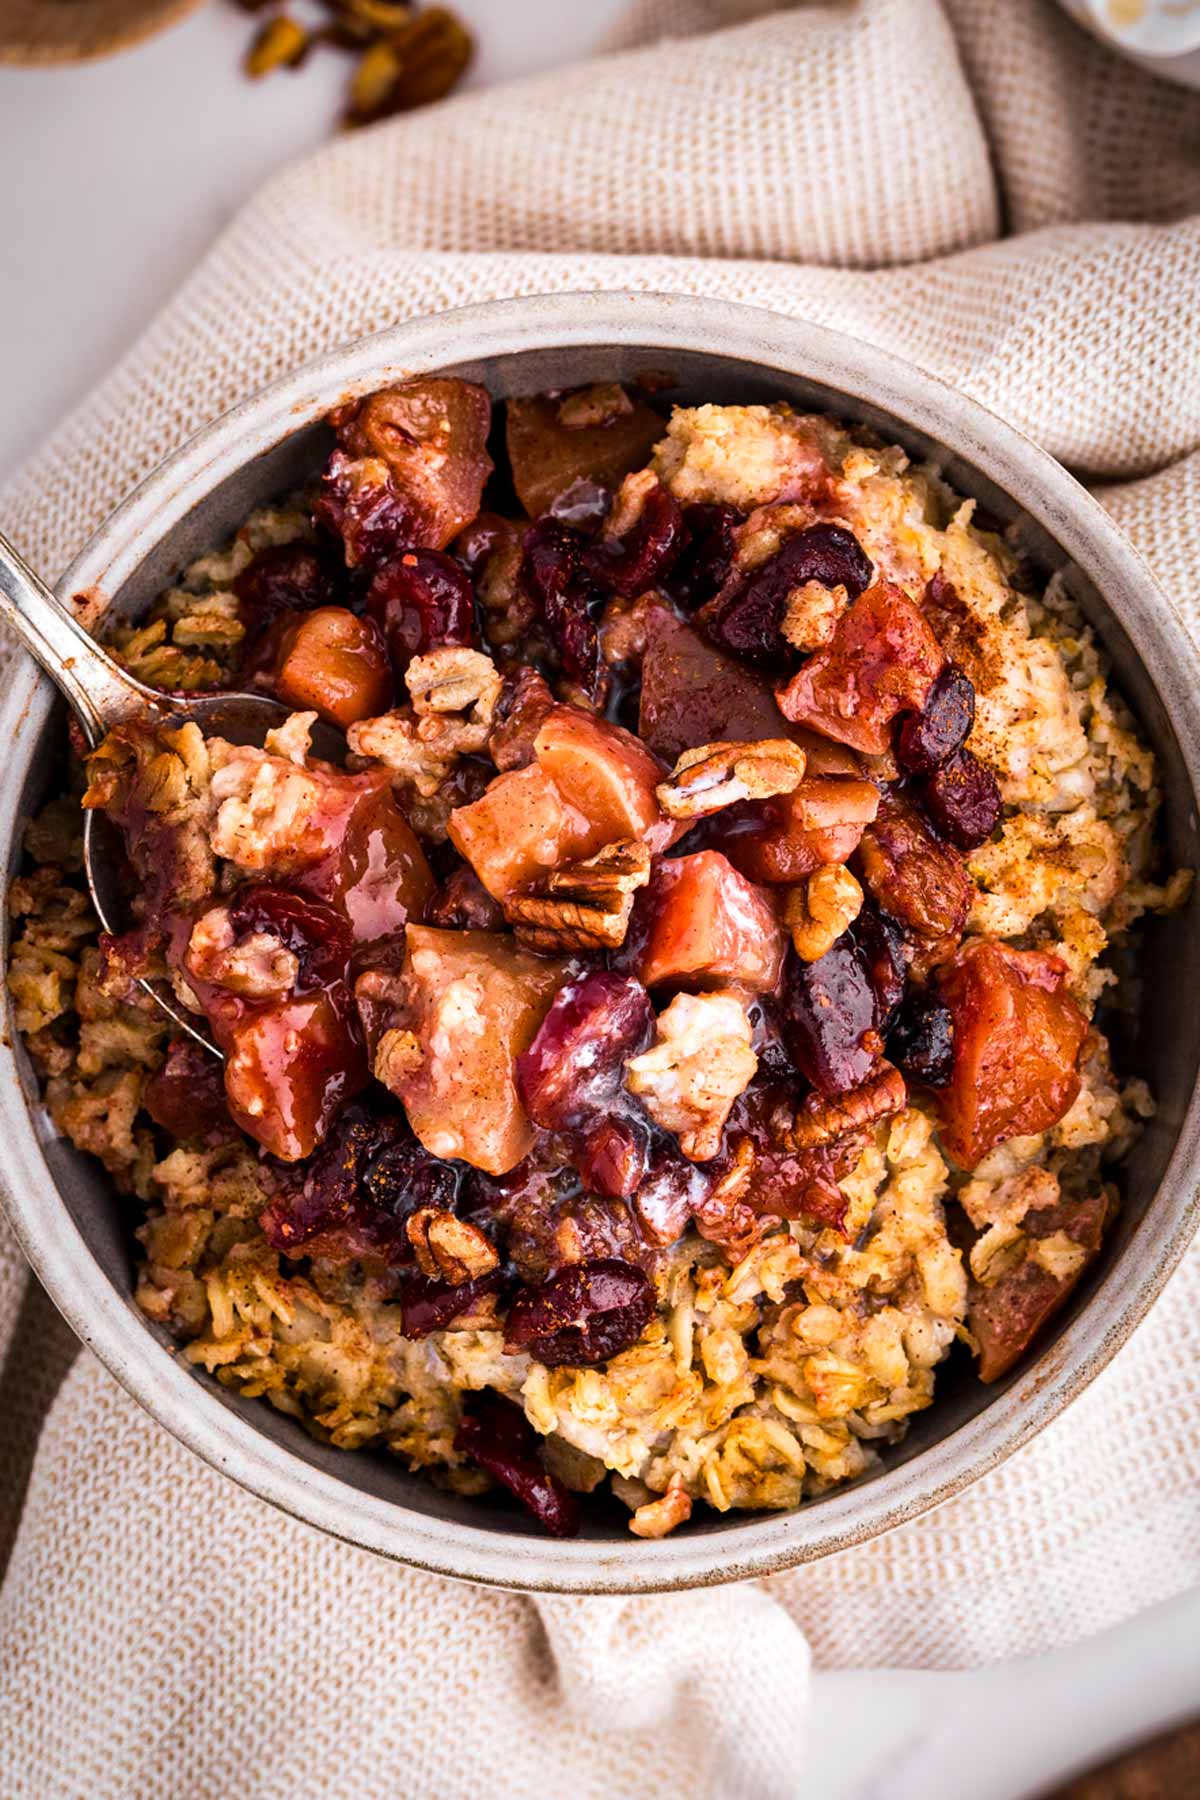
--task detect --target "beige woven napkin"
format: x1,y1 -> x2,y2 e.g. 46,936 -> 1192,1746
2,2 -> 1200,1794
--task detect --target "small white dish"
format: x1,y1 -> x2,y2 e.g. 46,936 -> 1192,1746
1057,0 -> 1200,89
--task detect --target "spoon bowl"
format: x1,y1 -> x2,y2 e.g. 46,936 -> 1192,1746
0,528 -> 344,1053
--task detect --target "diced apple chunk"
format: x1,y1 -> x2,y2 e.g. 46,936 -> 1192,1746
639,851 -> 785,993
383,925 -> 569,1174
250,606 -> 393,729
448,763 -> 601,899
533,706 -> 666,844
450,704 -> 677,898
776,582 -> 945,755
725,778 -> 880,884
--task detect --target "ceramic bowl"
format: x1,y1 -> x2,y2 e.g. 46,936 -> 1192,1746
3,292 -> 1199,1592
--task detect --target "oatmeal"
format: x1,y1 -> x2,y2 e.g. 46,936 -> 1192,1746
7,376 -> 1189,1538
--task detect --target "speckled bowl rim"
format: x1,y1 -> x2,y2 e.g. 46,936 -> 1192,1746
3,292 -> 1199,1593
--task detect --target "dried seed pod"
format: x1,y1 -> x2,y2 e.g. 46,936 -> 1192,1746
244,13 -> 309,76
346,7 -> 473,126
340,0 -> 415,30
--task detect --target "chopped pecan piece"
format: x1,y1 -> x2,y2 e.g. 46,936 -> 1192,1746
558,383 -> 635,431
784,862 -> 864,962
655,738 -> 807,820
408,645 -> 503,721
776,1061 -> 907,1150
349,646 -> 502,797
374,1025 -> 423,1090
184,906 -> 299,1000
488,666 -> 556,772
505,838 -> 651,952
405,1207 -> 499,1284
629,1474 -> 693,1539
782,579 -> 850,653
859,794 -> 971,948
692,1137 -> 764,1260
624,990 -> 758,1162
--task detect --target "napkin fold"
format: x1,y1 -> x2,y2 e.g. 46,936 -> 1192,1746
2,3 -> 1199,1795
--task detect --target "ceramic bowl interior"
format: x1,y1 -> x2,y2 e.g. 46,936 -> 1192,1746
4,294 -> 1199,1591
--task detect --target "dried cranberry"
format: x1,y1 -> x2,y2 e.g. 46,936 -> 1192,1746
365,549 -> 476,676
746,995 -> 800,1082
582,481 -> 683,597
919,748 -> 1002,851
143,1036 -> 231,1139
517,972 -> 654,1132
424,865 -> 505,931
632,1142 -> 709,1246
233,543 -> 341,635
780,940 -> 879,1096
547,476 -> 612,532
504,1258 -> 655,1366
399,1270 -> 503,1338
887,994 -> 954,1087
226,885 -> 353,991
359,1131 -> 460,1218
703,524 -> 873,665
852,905 -> 907,1031
521,518 -> 602,696
314,449 -> 419,571
455,1392 -> 581,1537
745,1142 -> 857,1235
261,1103 -> 458,1261
665,503 -> 740,611
577,1114 -> 651,1200
897,664 -> 975,775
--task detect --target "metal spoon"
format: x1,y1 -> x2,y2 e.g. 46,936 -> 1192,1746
0,529 -> 342,1055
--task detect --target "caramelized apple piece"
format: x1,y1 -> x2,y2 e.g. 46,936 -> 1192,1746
859,793 -> 971,947
506,389 -> 665,518
726,778 -> 880,884
776,582 -> 945,754
534,705 -> 668,846
224,992 -> 367,1162
247,606 -> 394,729
328,377 -> 493,553
970,1193 -> 1107,1381
639,608 -> 794,765
639,851 -> 785,992
448,763 -> 601,899
301,775 -> 435,946
174,893 -> 368,1162
935,941 -> 1088,1170
383,925 -> 569,1174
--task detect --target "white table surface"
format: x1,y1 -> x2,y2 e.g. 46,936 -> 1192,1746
1,7 -> 1198,1794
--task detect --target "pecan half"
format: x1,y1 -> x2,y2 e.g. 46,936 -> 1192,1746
776,1062 -> 907,1150
406,1207 -> 499,1284
784,862 -> 864,962
655,738 -> 807,820
505,839 -> 651,952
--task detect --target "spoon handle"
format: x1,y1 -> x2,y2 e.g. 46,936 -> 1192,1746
0,530 -> 158,748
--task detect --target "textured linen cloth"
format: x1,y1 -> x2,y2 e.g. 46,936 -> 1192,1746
2,2 -> 1200,1794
